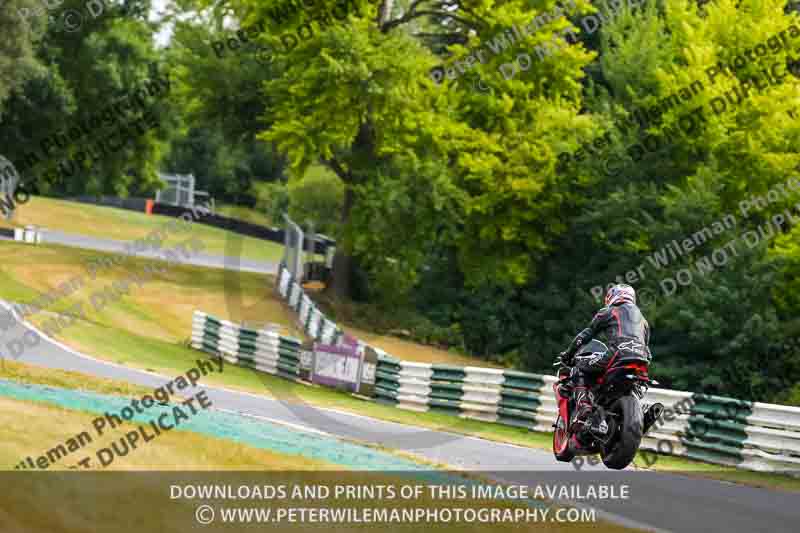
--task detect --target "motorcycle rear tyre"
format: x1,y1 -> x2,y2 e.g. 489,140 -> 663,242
601,395 -> 643,470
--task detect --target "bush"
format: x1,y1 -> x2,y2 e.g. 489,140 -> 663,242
251,180 -> 288,225
776,384 -> 800,407
287,165 -> 344,236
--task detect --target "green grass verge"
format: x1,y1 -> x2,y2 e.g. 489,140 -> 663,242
1,241 -> 797,492
216,203 -> 276,227
0,196 -> 285,263
0,360 -> 339,471
51,320 -> 800,493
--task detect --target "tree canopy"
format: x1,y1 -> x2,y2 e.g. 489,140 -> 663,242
2,0 -> 800,403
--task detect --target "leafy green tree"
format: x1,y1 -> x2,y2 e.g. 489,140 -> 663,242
164,16 -> 289,204
0,0 -> 172,196
0,0 -> 43,116
508,0 -> 800,399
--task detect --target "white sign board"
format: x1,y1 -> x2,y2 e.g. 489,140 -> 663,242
312,343 -> 361,390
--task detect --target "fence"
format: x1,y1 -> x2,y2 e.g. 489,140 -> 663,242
155,173 -> 209,207
283,214 -> 306,282
282,214 -> 336,282
640,388 -> 800,472
186,262 -> 800,475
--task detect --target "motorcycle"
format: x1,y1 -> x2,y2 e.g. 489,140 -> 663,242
552,339 -> 664,469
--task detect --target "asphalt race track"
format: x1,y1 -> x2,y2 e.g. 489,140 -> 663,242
1,300 -> 798,533
31,230 -> 279,275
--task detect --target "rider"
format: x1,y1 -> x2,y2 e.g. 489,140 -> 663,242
560,284 -> 652,429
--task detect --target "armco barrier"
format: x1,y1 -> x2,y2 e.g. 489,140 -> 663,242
186,262 -> 800,475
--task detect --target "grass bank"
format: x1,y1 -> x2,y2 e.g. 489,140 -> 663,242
0,362 -> 632,532
0,196 -> 284,263
1,242 -> 797,492
0,361 -> 334,471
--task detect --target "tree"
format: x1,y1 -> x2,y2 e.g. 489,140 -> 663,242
503,0 -> 800,399
164,17 -> 289,204
0,0 -> 43,117
0,0 -> 173,196
234,0 -> 596,298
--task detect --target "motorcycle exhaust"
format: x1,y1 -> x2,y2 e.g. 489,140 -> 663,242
643,403 -> 665,435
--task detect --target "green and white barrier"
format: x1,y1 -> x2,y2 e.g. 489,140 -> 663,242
640,388 -> 800,473
276,264 -> 344,344
374,351 -> 800,472
191,311 -> 302,380
374,354 -> 552,431
13,225 -> 44,244
257,262 -> 800,474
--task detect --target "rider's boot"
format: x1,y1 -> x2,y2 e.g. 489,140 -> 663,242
571,382 -> 593,432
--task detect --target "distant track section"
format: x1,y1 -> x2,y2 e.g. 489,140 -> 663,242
1,229 -> 278,274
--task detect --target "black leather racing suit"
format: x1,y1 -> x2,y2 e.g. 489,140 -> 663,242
564,302 -> 652,374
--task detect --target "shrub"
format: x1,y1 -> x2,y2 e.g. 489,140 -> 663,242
251,180 -> 288,225
287,165 -> 344,236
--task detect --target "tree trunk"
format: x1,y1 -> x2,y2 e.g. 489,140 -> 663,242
378,0 -> 394,26
322,115 -> 375,300
327,185 -> 355,299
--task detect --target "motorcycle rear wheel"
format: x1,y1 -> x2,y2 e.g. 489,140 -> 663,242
553,415 -> 575,462
601,395 -> 643,470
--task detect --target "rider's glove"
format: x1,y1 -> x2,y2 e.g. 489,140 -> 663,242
559,350 -> 572,365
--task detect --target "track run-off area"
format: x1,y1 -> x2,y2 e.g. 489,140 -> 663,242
1,299 -> 798,533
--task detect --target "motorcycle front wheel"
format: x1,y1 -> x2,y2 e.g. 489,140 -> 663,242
553,414 -> 575,462
601,394 -> 643,470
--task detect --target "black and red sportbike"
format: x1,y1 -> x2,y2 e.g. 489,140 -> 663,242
552,339 -> 664,469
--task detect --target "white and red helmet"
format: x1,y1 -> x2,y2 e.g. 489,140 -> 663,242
605,284 -> 636,306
